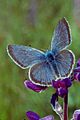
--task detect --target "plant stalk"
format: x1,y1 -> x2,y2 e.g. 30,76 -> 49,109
63,91 -> 68,120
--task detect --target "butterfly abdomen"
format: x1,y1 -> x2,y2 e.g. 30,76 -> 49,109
45,51 -> 60,78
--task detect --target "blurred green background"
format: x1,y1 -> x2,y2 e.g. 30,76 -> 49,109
0,0 -> 80,120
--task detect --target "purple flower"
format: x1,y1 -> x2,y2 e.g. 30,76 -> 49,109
72,58 -> 80,82
52,78 -> 72,89
26,111 -> 40,120
52,79 -> 65,89
52,78 -> 72,98
24,80 -> 47,92
72,109 -> 80,120
26,111 -> 54,120
62,78 -> 72,88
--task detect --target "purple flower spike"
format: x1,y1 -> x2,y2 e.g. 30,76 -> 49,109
24,80 -> 47,92
72,109 -> 80,120
40,115 -> 54,120
26,111 -> 40,120
77,58 -> 80,67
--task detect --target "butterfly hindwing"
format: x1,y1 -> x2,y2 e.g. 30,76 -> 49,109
51,18 -> 71,53
7,45 -> 46,69
29,62 -> 57,86
55,49 -> 74,77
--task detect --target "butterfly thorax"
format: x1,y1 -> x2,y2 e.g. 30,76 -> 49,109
45,50 -> 55,63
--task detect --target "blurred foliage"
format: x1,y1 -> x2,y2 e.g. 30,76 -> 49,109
0,0 -> 80,120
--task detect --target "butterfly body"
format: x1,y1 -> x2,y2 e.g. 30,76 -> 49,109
45,50 -> 55,62
7,18 -> 75,86
45,50 -> 60,78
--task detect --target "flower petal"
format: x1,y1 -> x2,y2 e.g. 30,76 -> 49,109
24,80 -> 47,92
52,78 -> 72,89
74,66 -> 80,73
40,115 -> 54,120
73,72 -> 80,81
72,109 -> 80,120
51,93 -> 58,108
52,80 -> 65,88
26,111 -> 40,120
74,67 -> 80,73
57,87 -> 68,98
51,101 -> 63,120
62,78 -> 72,88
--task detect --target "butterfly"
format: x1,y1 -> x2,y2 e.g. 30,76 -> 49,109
7,18 -> 75,86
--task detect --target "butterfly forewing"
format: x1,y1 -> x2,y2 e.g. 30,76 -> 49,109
51,18 -> 71,53
7,45 -> 46,69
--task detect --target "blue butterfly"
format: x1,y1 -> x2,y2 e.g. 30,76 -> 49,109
7,18 -> 75,86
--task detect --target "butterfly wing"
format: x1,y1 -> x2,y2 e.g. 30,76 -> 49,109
29,61 -> 57,86
7,45 -> 46,69
55,49 -> 75,78
51,18 -> 71,53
